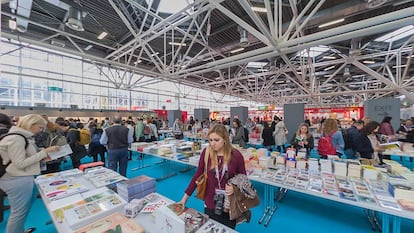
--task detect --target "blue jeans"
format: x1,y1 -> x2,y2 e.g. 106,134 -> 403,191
0,175 -> 34,233
107,148 -> 129,177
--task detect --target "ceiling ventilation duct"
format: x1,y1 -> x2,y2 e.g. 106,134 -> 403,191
239,27 -> 249,47
65,7 -> 84,31
367,0 -> 388,8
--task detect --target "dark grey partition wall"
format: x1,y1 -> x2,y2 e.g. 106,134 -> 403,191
230,106 -> 248,126
194,108 -> 210,122
364,98 -> 400,131
168,110 -> 182,128
284,103 -> 305,143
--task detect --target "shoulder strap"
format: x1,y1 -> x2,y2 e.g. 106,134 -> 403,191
0,132 -> 29,149
204,147 -> 210,174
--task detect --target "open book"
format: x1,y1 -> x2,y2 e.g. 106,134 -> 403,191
48,144 -> 73,160
380,141 -> 401,152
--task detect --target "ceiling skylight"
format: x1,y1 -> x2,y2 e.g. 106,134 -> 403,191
297,46 -> 330,58
375,25 -> 414,43
146,0 -> 192,14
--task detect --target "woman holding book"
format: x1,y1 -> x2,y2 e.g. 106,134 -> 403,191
178,124 -> 246,229
0,114 -> 60,233
290,123 -> 314,158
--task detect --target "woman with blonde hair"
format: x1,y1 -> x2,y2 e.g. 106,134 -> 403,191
178,124 -> 246,229
0,114 -> 60,233
320,118 -> 345,158
290,123 -> 314,158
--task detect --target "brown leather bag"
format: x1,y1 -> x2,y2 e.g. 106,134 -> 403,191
195,148 -> 210,200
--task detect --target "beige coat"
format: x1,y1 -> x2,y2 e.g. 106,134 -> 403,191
0,126 -> 48,176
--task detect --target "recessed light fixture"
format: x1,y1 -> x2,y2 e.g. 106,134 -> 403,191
324,66 -> 336,71
362,60 -> 375,64
8,19 -> 17,30
393,65 -> 408,68
230,47 -> 245,54
84,45 -> 93,51
251,6 -> 267,13
297,71 -> 302,74
247,62 -> 268,68
97,32 -> 108,40
133,60 -> 142,65
323,56 -> 336,60
318,18 -> 345,28
168,42 -> 187,46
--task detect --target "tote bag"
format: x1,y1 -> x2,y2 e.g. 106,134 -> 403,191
195,148 -> 210,200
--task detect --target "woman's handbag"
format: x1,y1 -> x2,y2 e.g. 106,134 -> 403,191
195,148 -> 210,200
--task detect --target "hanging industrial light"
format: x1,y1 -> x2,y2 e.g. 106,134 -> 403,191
66,7 -> 84,31
239,27 -> 249,47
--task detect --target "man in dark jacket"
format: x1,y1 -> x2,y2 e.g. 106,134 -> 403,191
344,120 -> 364,159
100,116 -> 133,177
66,123 -> 87,168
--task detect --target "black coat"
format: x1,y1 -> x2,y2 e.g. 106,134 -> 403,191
261,123 -> 275,147
354,133 -> 374,159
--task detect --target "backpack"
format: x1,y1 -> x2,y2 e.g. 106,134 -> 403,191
91,128 -> 103,144
0,132 -> 29,178
79,128 -> 91,145
143,125 -> 151,135
243,127 -> 249,143
317,133 -> 337,156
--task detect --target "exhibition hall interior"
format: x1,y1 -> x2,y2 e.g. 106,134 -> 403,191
1,0 -> 414,233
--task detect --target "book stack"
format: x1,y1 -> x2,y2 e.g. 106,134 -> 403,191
320,159 -> 333,174
155,204 -> 209,233
362,165 -> 379,180
368,180 -> 401,211
84,167 -> 127,188
337,178 -> 357,202
333,160 -> 347,177
37,176 -> 92,201
308,158 -> 319,172
321,173 -> 338,197
286,158 -> 296,169
347,160 -> 361,179
117,175 -> 156,202
296,158 -> 307,170
51,187 -> 127,230
73,212 -> 144,233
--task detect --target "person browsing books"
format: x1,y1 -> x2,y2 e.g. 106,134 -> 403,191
178,124 -> 246,229
0,114 -> 60,233
290,123 -> 314,158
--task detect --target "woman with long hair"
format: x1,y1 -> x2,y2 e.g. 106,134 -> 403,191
320,118 -> 345,157
290,123 -> 314,158
178,124 -> 246,229
357,121 -> 385,163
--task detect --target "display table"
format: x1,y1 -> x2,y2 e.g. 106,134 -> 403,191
249,169 -> 414,233
129,141 -> 414,233
36,168 -> 236,233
